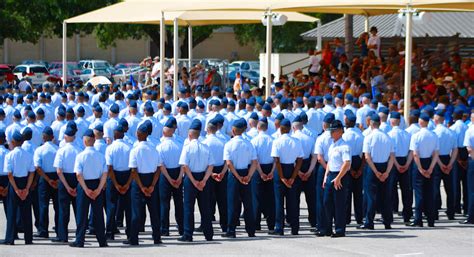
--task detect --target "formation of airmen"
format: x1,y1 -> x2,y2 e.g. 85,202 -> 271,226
0,82 -> 473,247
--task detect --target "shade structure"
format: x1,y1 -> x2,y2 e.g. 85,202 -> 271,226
85,76 -> 112,86
65,0 -> 317,99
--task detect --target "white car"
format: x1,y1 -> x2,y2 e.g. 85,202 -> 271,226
78,60 -> 113,71
79,68 -> 112,81
12,64 -> 50,85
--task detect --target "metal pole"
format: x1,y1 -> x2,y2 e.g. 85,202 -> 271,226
188,25 -> 193,69
62,22 -> 67,85
403,7 -> 413,124
160,12 -> 165,98
364,16 -> 370,32
316,19 -> 322,51
3,39 -> 9,64
265,12 -> 272,99
75,34 -> 81,61
173,17 -> 179,101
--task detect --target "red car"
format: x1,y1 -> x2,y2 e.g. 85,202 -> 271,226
0,64 -> 15,82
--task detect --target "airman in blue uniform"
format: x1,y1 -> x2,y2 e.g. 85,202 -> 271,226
178,119 -> 214,242
69,129 -> 108,248
460,112 -> 474,224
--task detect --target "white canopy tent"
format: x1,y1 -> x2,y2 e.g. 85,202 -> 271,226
64,1 -> 318,99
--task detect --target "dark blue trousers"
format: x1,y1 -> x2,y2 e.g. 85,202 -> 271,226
251,163 -> 275,231
210,165 -> 227,232
433,155 -> 455,219
106,170 -> 131,238
159,167 -> 183,235
274,163 -> 300,234
5,176 -> 32,244
324,172 -> 349,235
30,174 -> 40,231
297,158 -> 316,227
0,175 -> 8,217
391,157 -> 413,222
130,173 -> 160,245
455,147 -> 469,214
183,172 -> 213,240
38,172 -> 59,237
364,162 -> 393,227
227,168 -> 255,235
57,173 -> 77,241
315,164 -> 328,233
413,158 -> 435,225
346,155 -> 363,224
467,159 -> 474,223
75,179 -> 106,246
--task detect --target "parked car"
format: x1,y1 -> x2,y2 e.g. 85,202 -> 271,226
240,61 -> 260,72
228,70 -> 260,85
48,61 -> 81,74
114,62 -> 140,70
21,60 -> 50,69
79,68 -> 112,81
78,60 -> 114,73
12,64 -> 50,85
112,67 -> 146,83
47,68 -> 82,84
0,65 -> 15,82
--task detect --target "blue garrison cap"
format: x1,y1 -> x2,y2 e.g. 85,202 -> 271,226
345,94 -> 354,102
324,94 -> 333,102
249,112 -> 259,120
164,103 -> 172,111
247,98 -> 256,107
36,108 -> 45,116
259,117 -> 268,123
164,117 -> 175,128
262,103 -> 272,111
214,114 -> 225,125
434,109 -> 445,117
94,105 -> 103,113
275,94 -> 283,100
83,129 -> 94,138
222,98 -> 229,105
299,112 -> 308,123
410,109 -> 421,118
145,103 -> 154,113
422,105 -> 434,116
233,118 -> 247,129
328,120 -> 344,131
239,99 -> 246,105
293,115 -> 303,123
76,106 -> 85,114
197,101 -> 205,109
189,119 -> 202,131
0,129 -> 5,139
420,113 -> 430,122
27,111 -> 36,119
129,100 -> 138,108
137,123 -> 148,134
315,96 -> 323,103
308,96 -> 316,104
295,97 -> 304,105
22,127 -> 33,139
346,112 -> 356,122
226,87 -> 233,94
228,100 -> 236,107
110,103 -> 120,114
114,125 -> 125,133
66,121 -> 77,131
266,97 -> 274,104
275,113 -> 285,121
211,99 -> 221,107
454,107 -> 465,115
390,112 -> 401,119
119,118 -> 128,128
180,102 -> 189,110
0,109 -> 6,116
391,100 -> 398,106
66,107 -> 75,115
12,131 -> 23,142
212,86 -> 220,92
57,108 -> 66,117
94,124 -> 104,132
370,113 -> 380,122
256,98 -> 265,106
280,118 -> 291,128
371,99 -> 378,105
323,113 -> 335,123
335,93 -> 344,100
209,118 -> 219,126
379,107 -> 389,115
42,126 -> 53,136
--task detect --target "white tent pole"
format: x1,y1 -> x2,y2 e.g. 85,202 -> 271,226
160,12 -> 165,98
316,19 -> 322,51
188,25 -> 193,70
62,22 -> 67,85
173,17 -> 179,101
265,11 -> 272,99
364,15 -> 370,32
403,6 -> 413,124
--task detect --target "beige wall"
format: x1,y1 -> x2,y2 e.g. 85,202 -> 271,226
2,28 -> 256,65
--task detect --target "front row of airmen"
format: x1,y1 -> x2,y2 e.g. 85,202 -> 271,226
0,108 -> 473,246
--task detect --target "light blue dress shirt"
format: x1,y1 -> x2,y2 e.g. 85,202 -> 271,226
251,132 -> 274,165
203,134 -> 226,167
129,141 -> 161,174
464,126 -> 474,155
179,139 -> 214,173
157,136 -> 183,169
103,117 -> 119,141
105,139 -> 132,171
74,147 -> 107,180
223,135 -> 257,169
387,126 -> 411,157
292,130 -> 315,159
363,128 -> 394,163
0,146 -> 9,176
34,142 -> 59,173
271,133 -> 304,164
94,139 -> 107,155
54,142 -> 81,174
433,124 -> 457,156
4,147 -> 35,177
314,130 -> 332,161
328,138 -> 351,172
409,128 -> 439,158
450,120 -> 468,149
176,114 -> 193,139
342,127 -> 364,157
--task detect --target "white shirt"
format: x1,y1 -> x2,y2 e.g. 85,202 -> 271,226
363,128 -> 394,163
105,139 -> 132,171
157,137 -> 183,169
271,133 -> 304,164
410,127 -> 439,159
327,138 -> 351,172
33,141 -> 58,173
223,135 -> 257,169
179,139 -> 214,172
129,141 -> 161,174
202,134 -> 226,167
4,147 -> 35,177
74,147 -> 107,180
251,131 -> 274,165
54,142 -> 81,174
0,146 -> 9,176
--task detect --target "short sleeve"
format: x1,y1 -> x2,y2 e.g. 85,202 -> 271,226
463,129 -> 471,148
362,136 -> 370,154
74,155 -> 83,174
4,154 -> 11,174
223,142 -> 231,161
28,154 -> 35,172
341,145 -> 352,162
53,149 -> 62,169
250,143 -> 257,160
154,148 -> 162,168
101,156 -> 107,174
270,140 -> 279,158
33,148 -> 42,168
409,135 -> 417,152
128,149 -> 138,169
105,146 -> 113,166
207,148 -> 215,166
178,145 -> 189,166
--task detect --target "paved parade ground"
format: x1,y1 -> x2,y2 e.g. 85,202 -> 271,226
0,195 -> 473,257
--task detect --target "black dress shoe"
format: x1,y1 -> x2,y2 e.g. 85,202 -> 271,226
221,232 -> 236,238
51,237 -> 68,243
0,240 -> 14,245
459,220 -> 474,224
384,224 -> 392,229
25,241 -> 33,245
33,232 -> 48,238
357,224 -> 374,230
99,243 -> 109,247
428,223 -> 435,227
113,228 -> 120,234
69,242 -> 84,248
248,233 -> 256,237
315,231 -> 330,237
268,230 -> 283,236
161,231 -> 170,236
310,228 -> 318,233
106,234 -> 114,241
447,216 -> 455,220
177,236 -> 192,242
154,239 -> 163,244
206,237 -> 213,241
116,223 -> 124,227
331,233 -> 345,238
195,226 -> 203,232
86,229 -> 96,235
291,231 -> 299,236
407,222 -> 423,227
